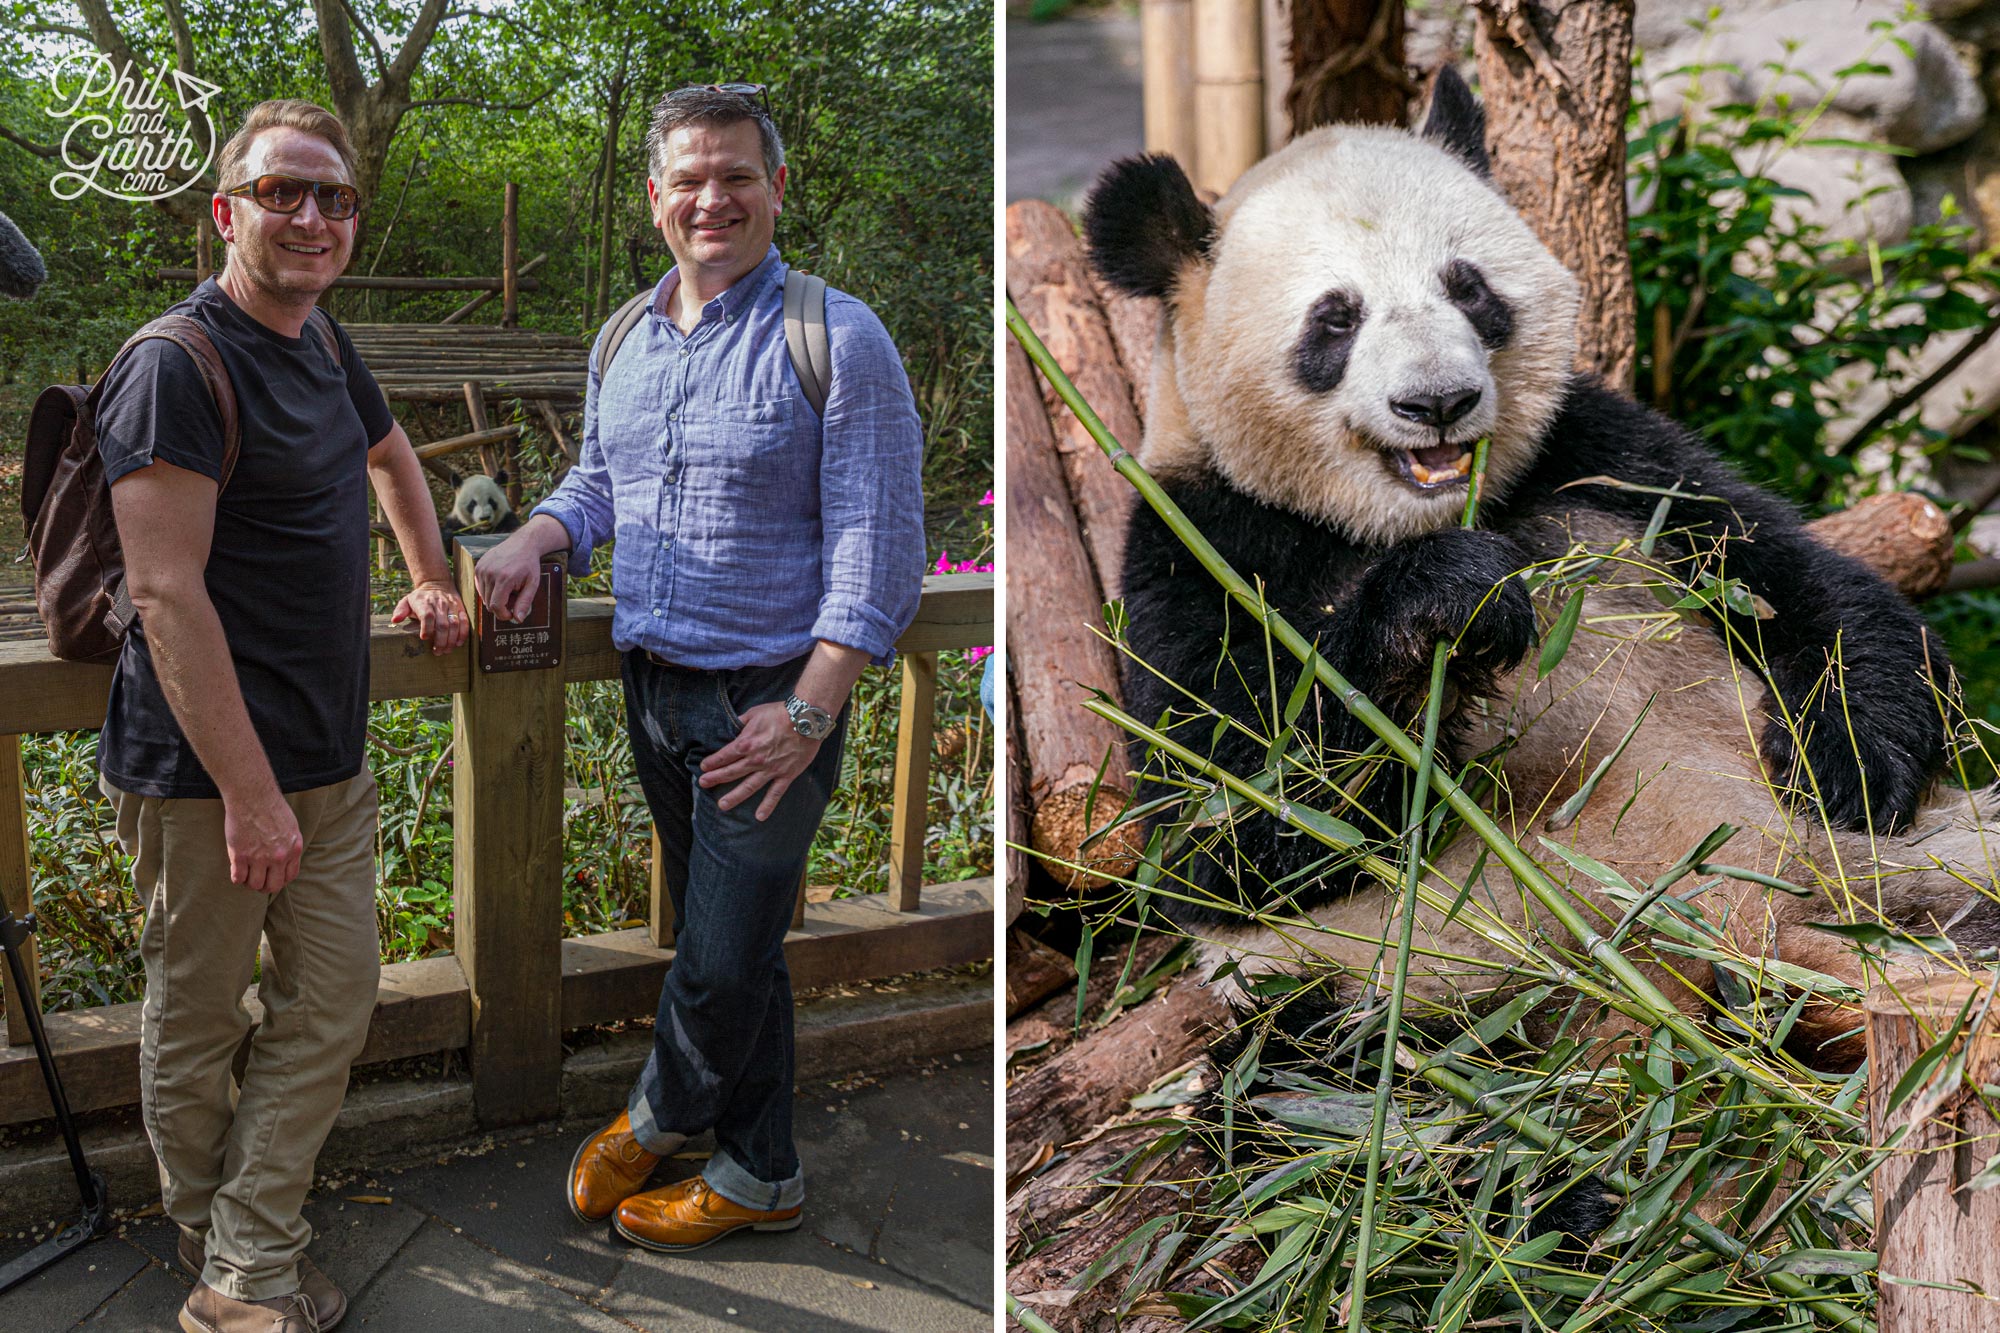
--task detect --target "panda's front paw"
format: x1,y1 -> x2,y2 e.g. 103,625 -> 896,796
1761,707 -> 1934,832
1358,528 -> 1534,682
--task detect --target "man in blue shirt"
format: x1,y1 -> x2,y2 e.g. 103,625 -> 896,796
473,85 -> 924,1251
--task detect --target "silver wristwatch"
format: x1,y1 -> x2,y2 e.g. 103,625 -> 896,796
784,694 -> 837,741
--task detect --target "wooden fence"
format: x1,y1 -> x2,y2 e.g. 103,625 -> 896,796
0,561 -> 994,1129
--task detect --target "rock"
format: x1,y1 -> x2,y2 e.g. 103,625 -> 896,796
1645,0 -> 1986,155
1634,0 -> 1786,54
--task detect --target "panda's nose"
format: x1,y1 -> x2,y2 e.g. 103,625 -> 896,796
1390,388 -> 1482,427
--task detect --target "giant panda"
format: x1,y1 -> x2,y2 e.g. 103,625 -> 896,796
441,467 -> 520,536
1083,67 -> 1998,1070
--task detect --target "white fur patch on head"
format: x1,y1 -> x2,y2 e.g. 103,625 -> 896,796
1162,125 -> 1580,544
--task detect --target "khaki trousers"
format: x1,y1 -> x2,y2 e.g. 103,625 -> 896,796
106,770 -> 381,1302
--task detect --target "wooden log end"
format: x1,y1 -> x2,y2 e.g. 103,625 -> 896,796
1030,786 -> 1146,892
1805,491 -> 1953,599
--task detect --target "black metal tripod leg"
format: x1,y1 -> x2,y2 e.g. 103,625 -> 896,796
0,912 -> 109,1295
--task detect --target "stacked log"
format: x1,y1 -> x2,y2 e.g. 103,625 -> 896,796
1006,199 -> 1155,895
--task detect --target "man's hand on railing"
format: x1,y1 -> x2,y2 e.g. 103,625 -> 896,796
473,514 -> 573,623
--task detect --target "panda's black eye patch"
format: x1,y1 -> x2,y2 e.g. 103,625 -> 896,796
1295,290 -> 1365,394
1444,259 -> 1513,350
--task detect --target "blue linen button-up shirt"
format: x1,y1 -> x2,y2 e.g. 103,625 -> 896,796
531,248 -> 925,668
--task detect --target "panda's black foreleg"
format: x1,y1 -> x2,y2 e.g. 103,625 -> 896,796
1709,534 -> 1946,832
1335,526 -> 1536,711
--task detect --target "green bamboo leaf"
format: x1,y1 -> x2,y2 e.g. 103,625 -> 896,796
1537,837 -> 1639,893
1072,923 -> 1094,1033
1538,587 -> 1586,679
1544,694 -> 1657,832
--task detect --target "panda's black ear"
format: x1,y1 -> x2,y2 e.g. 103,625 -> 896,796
495,468 -> 509,486
444,467 -> 463,488
1421,65 -> 1490,178
1083,154 -> 1214,301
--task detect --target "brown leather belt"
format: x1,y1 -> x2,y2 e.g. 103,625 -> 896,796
642,649 -> 710,674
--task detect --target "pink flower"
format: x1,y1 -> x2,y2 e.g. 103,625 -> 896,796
967,645 -> 993,663
979,489 -> 993,506
933,551 -> 951,574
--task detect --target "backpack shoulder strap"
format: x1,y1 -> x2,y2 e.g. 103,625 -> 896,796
94,313 -> 243,490
303,306 -> 343,367
598,289 -> 657,384
782,269 -> 831,417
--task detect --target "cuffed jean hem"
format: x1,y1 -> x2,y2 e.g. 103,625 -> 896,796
627,1085 -> 689,1159
703,1146 -> 805,1213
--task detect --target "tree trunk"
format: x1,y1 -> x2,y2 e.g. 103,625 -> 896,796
595,46 -> 633,324
1474,0 -> 1636,387
1286,0 -> 1411,135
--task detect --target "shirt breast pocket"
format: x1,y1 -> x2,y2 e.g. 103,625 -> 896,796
692,397 -> 805,482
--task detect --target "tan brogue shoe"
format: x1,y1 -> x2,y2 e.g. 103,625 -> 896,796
178,1279 -> 320,1333
568,1109 -> 662,1223
176,1231 -> 346,1331
612,1177 -> 801,1253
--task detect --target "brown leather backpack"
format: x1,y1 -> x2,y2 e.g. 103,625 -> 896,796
21,306 -> 338,664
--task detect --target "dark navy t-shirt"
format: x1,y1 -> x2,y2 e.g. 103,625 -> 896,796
92,279 -> 395,798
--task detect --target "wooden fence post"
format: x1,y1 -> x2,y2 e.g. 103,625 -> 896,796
1867,974 -> 2000,1330
648,824 -> 675,948
452,538 -> 565,1126
1192,0 -> 1265,195
0,736 -> 38,1047
886,651 -> 938,912
501,182 -> 520,329
1141,0 -> 1197,168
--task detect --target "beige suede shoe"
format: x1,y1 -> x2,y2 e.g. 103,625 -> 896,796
176,1231 -> 346,1331
178,1279 -> 320,1333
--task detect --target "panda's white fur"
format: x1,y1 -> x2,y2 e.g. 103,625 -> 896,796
1162,126 -> 1579,547
442,468 -> 519,535
1087,70 -> 1997,1066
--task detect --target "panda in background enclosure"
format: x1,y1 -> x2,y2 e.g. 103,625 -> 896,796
441,466 -> 521,536
1083,67 -> 1999,1070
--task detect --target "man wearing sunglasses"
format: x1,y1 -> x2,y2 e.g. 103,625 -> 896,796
474,84 -> 924,1254
90,100 -> 465,1333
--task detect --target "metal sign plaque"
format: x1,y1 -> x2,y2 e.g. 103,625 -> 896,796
477,559 -> 566,674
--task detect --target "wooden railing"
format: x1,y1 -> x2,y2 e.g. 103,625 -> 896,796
0,560 -> 994,1128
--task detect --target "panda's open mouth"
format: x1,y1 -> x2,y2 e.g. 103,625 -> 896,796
1386,442 -> 1474,491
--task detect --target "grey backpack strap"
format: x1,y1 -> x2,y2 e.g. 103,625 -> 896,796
782,269 -> 831,417
598,289 -> 657,382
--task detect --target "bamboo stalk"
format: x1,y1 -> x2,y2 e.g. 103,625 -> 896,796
1349,436 -> 1491,1331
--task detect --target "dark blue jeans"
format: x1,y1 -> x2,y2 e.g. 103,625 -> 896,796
619,649 -> 847,1211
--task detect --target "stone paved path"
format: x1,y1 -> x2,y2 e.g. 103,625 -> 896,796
1,1052 -> 994,1331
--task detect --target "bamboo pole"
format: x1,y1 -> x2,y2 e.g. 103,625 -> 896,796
501,183 -> 520,328
1192,0 -> 1265,195
157,270 -> 542,293
1141,0 -> 1198,168
411,424 -> 523,464
440,253 -> 547,325
461,382 -> 501,482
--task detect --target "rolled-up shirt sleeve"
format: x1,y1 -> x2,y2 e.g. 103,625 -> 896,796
812,297 -> 925,664
528,329 -> 616,568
